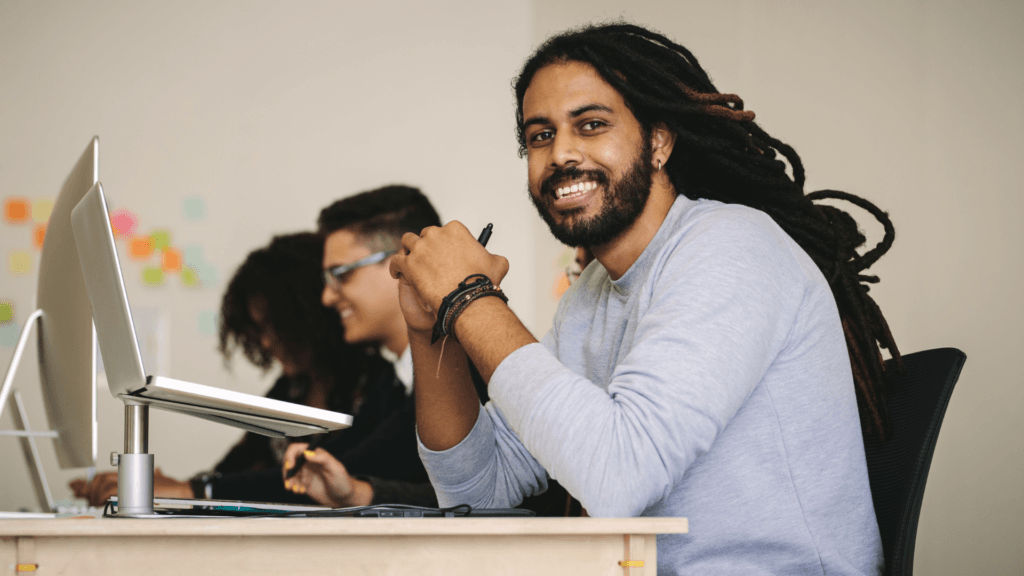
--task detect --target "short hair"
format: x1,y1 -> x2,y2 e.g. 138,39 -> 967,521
317,185 -> 442,251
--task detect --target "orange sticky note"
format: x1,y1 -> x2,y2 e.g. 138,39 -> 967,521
129,237 -> 153,260
33,224 -> 46,249
161,248 -> 182,272
3,197 -> 30,223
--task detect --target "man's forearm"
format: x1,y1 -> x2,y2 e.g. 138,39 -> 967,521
411,296 -> 536,451
411,329 -> 481,451
451,297 -> 537,382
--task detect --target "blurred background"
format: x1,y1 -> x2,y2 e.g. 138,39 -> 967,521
1,1 -> 1020,573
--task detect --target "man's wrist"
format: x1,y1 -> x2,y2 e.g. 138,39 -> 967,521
432,274 -> 507,344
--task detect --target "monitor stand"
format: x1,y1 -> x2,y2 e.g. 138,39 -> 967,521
111,402 -> 155,517
0,309 -> 62,513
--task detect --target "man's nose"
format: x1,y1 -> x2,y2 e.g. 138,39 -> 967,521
322,285 -> 338,307
551,131 -> 583,168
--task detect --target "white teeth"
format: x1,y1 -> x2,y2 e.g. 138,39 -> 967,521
555,181 -> 597,199
340,309 -> 353,319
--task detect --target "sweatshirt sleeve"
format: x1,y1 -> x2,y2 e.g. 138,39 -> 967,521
423,210 -> 807,516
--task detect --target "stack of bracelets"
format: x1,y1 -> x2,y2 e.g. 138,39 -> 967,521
431,274 -> 508,344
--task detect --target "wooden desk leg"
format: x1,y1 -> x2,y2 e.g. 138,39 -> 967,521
620,533 -> 646,575
15,538 -> 37,574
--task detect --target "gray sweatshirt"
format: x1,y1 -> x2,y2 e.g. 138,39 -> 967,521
420,195 -> 883,575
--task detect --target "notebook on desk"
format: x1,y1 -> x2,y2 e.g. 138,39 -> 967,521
71,182 -> 353,438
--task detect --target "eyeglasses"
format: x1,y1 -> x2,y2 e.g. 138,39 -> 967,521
323,250 -> 396,289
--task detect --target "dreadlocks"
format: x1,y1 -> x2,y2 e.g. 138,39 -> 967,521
515,23 -> 902,441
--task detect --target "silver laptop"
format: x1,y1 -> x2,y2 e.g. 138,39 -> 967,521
70,182 -> 353,438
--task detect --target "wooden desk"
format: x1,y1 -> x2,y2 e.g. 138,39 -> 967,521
1,517 -> 687,575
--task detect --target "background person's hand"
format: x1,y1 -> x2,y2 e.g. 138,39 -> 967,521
69,468 -> 193,507
282,443 -> 373,508
70,471 -> 117,507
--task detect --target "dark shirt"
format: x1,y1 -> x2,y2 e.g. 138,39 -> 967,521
204,354 -> 570,514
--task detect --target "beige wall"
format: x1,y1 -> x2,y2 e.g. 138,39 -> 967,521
529,1 -> 1022,575
2,0 -> 1022,574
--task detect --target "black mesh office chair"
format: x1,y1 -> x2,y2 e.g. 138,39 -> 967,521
863,347 -> 967,576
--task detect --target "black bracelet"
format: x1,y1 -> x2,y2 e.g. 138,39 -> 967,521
444,287 -> 507,343
432,274 -> 507,344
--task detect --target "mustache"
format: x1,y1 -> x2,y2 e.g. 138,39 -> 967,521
540,166 -> 609,198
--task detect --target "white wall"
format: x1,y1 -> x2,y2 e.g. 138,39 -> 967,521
529,2 -> 1022,575
0,0 -> 534,509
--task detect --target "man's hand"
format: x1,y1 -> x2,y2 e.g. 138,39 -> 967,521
282,443 -> 373,508
396,282 -> 436,335
389,221 -> 509,313
69,468 -> 193,507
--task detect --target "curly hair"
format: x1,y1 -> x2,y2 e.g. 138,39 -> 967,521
218,232 -> 364,409
514,23 -> 902,441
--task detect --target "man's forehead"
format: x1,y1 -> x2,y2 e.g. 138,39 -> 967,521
323,229 -> 371,265
522,61 -> 625,120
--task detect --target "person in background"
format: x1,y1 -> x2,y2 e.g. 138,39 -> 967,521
71,232 -> 367,505
283,184 -> 569,514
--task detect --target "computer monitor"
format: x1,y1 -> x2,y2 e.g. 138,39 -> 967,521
72,182 -> 352,436
35,136 -> 99,469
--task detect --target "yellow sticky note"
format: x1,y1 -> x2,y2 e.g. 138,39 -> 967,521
9,251 -> 31,275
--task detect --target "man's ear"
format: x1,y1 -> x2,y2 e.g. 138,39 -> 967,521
651,122 -> 677,168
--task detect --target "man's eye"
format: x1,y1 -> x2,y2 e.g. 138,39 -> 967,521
530,130 -> 554,143
581,120 -> 606,131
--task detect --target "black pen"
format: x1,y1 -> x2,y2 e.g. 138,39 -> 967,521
284,434 -> 325,480
477,223 -> 493,247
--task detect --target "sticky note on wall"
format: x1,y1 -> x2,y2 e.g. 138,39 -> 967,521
33,224 -> 46,249
3,198 -> 30,224
129,237 -> 153,260
8,251 -> 31,275
32,199 -> 54,224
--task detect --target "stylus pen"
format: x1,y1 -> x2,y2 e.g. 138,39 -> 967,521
284,434 -> 325,480
477,223 -> 493,247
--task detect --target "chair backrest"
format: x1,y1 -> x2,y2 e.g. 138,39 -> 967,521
863,347 -> 966,576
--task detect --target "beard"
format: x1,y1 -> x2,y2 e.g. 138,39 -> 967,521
530,138 -> 655,248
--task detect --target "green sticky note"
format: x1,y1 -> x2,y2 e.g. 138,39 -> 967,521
181,267 -> 199,288
150,229 -> 171,251
0,301 -> 12,324
142,267 -> 164,286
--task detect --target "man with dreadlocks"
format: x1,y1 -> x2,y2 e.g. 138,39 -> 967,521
390,23 -> 899,574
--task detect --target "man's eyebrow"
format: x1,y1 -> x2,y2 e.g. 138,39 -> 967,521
522,104 -> 614,130
570,103 -> 613,118
522,115 -> 551,130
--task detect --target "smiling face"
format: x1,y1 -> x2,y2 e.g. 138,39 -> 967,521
522,61 -> 656,248
321,229 -> 408,354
